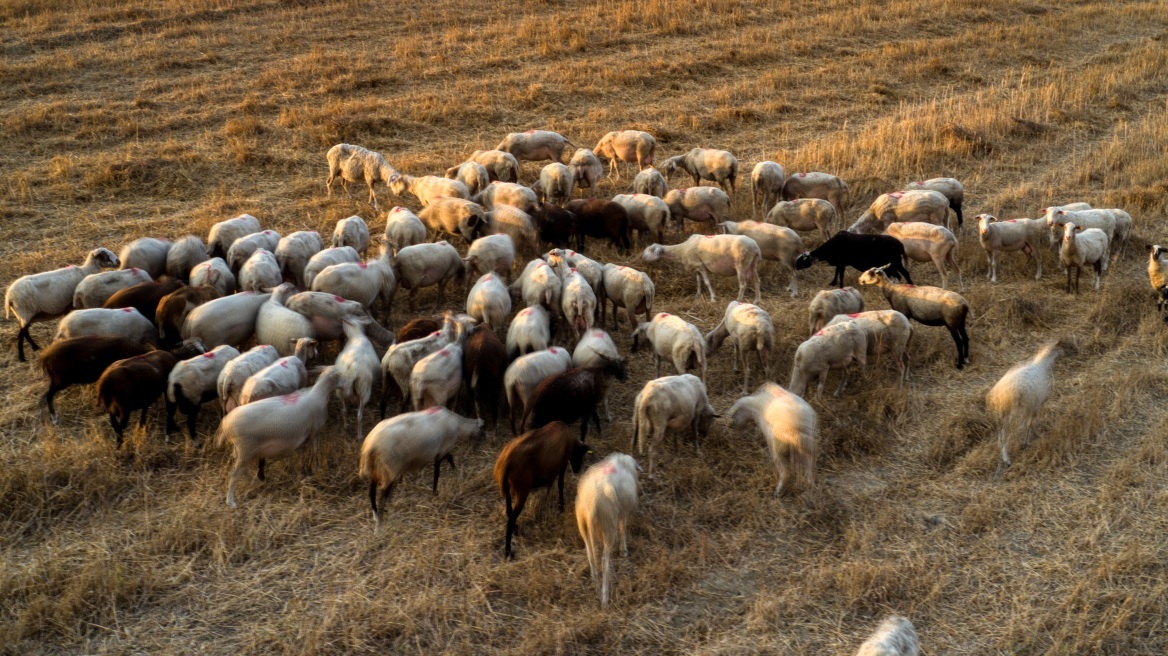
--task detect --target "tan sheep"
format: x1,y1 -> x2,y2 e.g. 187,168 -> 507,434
593,130 -> 657,175
766,198 -> 836,243
807,287 -> 864,336
464,149 -> 520,183
718,220 -> 804,297
660,148 -> 739,196
642,234 -> 761,303
1059,222 -> 1109,294
850,190 -> 952,233
986,341 -> 1062,472
389,172 -> 470,207
632,166 -> 668,199
780,171 -> 850,214
825,310 -> 913,387
886,221 -> 963,291
975,214 -> 1047,283
788,321 -> 867,398
750,161 -> 785,215
858,266 -> 970,368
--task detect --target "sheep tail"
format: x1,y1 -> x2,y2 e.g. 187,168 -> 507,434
358,444 -> 381,484
643,281 -> 655,315
3,287 -> 12,321
213,421 -> 232,449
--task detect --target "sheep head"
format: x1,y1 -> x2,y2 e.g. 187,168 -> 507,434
794,252 -> 815,270
91,248 -> 120,269
857,267 -> 888,286
641,244 -> 665,264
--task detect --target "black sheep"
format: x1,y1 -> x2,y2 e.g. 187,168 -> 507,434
795,230 -> 913,288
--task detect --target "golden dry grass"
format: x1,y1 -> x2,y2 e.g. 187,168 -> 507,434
3,1 -> 1168,653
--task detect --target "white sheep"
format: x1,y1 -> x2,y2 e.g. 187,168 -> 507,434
975,214 -> 1046,283
495,130 -> 577,167
853,616 -> 920,656
1103,207 -> 1132,258
533,162 -> 574,206
788,321 -> 867,398
781,171 -> 850,214
72,268 -> 152,308
825,310 -> 913,387
303,246 -> 360,289
165,344 -> 240,444
389,172 -> 470,207
409,342 -> 464,411
642,234 -> 761,303
858,266 -> 970,368
808,287 -> 864,336
547,256 -> 597,341
311,241 -> 398,320
750,161 -> 785,215
275,231 -> 323,288
631,374 -> 716,477
600,263 -> 655,333
850,190 -> 952,233
380,313 -> 472,415
594,129 -> 657,174
416,197 -> 488,244
573,328 -> 621,421
507,305 -> 552,360
886,221 -> 963,291
662,186 -> 731,229
237,249 -> 281,293
1044,207 -> 1116,248
465,234 -> 516,286
766,198 -> 837,243
335,318 -> 380,440
284,291 -> 391,344
466,273 -> 512,331
575,452 -> 640,607
475,181 -> 540,215
181,291 -> 271,348
217,344 -> 280,413
631,312 -> 707,382
632,166 -> 668,198
54,307 -> 157,345
612,193 -> 671,244
486,205 -> 539,258
546,248 -> 604,298
189,257 -> 236,296
660,148 -> 738,196
392,241 -> 467,311
238,338 -> 319,405
503,347 -> 573,434
986,341 -> 1062,472
729,383 -> 817,496
568,148 -> 604,198
445,160 -> 491,195
118,237 -> 171,279
705,301 -> 774,393
207,213 -> 261,258
906,176 -> 965,227
255,283 -> 315,357
465,149 -> 520,183
360,407 -> 485,526
384,206 -> 428,252
217,367 -> 343,508
718,220 -> 803,297
331,215 -> 371,255
165,235 -> 209,282
1059,222 -> 1109,294
511,259 -> 562,317
226,229 -> 281,274
5,247 -> 119,361
325,143 -> 397,211
1148,245 -> 1168,321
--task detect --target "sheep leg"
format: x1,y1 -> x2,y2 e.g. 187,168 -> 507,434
110,413 -> 127,449
165,399 -> 180,435
1022,415 -> 1036,449
256,458 -> 266,481
17,325 -> 41,362
592,408 -> 603,435
226,460 -> 247,509
604,388 -> 612,422
816,369 -> 828,398
1094,261 -> 1102,290
579,416 -> 589,443
997,422 -> 1011,471
368,481 -> 380,526
694,272 -> 703,298
834,368 -> 850,397
432,458 -> 442,495
698,269 -> 717,302
601,545 -> 611,607
655,354 -> 662,378
44,384 -> 61,424
187,407 -> 201,447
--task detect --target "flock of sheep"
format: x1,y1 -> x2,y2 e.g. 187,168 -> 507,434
5,125 -> 1156,653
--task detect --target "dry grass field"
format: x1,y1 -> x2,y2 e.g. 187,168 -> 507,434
3,0 -> 1168,653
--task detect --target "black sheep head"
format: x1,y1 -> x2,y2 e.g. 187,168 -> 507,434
794,252 -> 815,270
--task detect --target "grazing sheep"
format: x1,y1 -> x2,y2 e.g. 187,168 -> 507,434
410,342 -> 465,411
564,199 -> 632,253
507,306 -> 552,360
546,257 -> 597,342
303,246 -> 360,289
494,420 -> 590,559
568,148 -> 604,198
986,341 -> 1062,472
750,161 -> 785,215
465,149 -> 520,183
165,235 -> 209,282
600,263 -> 655,333
729,383 -> 817,496
238,248 -> 282,293
1044,207 -> 1116,248
118,237 -> 171,279
511,259 -> 562,317
632,166 -> 668,199
1059,223 -> 1109,294
95,339 -> 206,447
334,318 -> 380,440
207,214 -> 261,259
853,616 -> 921,656
217,367 -> 344,508
392,241 -> 467,311
705,301 -> 774,393
849,190 -> 952,233
906,176 -> 965,227
486,205 -> 540,259
642,234 -> 761,303
238,338 -> 320,405
576,452 -> 640,607
156,285 -> 221,347
886,221 -> 963,291
808,287 -> 864,336
825,310 -> 913,387
533,162 -> 574,206
766,198 -> 837,243
275,231 -> 323,288
73,268 -> 153,309
217,344 -> 280,414
631,375 -> 716,477
573,329 -> 621,421
396,317 -> 440,344
325,143 -> 397,211
181,292 -> 271,349
503,347 -> 573,435
781,171 -> 850,214
284,291 -> 393,345
858,266 -> 970,368
523,354 -> 629,440
632,312 -> 707,382
38,336 -> 154,424
189,257 -> 235,296
311,241 -> 398,321
663,186 -> 731,231
6,247 -> 120,361
165,345 -> 240,444
613,193 -> 671,244
546,248 -> 604,298
1103,207 -> 1133,259
660,148 -> 738,196
384,206 -> 428,252
1148,245 -> 1168,321
466,273 -> 512,332
102,279 -> 184,327
465,234 -> 516,286
975,214 -> 1046,283
417,196 -> 487,243
795,231 -> 913,288
331,215 -> 370,256
390,172 -> 470,207
718,220 -> 803,297
594,130 -> 657,174
360,408 -> 485,526
476,181 -> 541,216
55,307 -> 156,346
788,321 -> 868,398
255,283 -> 315,356
531,203 -> 581,250
462,324 -> 507,436
495,130 -> 578,167
380,313 -> 472,416
445,160 -> 492,196
226,229 -> 280,274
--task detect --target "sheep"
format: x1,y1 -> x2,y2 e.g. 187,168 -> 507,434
462,324 -> 507,436
207,213 -> 261,259
766,198 -> 836,243
660,148 -> 738,196
6,247 -> 120,361
906,176 -> 965,227
532,162 -> 574,206
238,248 -> 282,293
1148,245 -> 1168,321
568,148 -> 604,198
275,231 -> 323,288
38,336 -> 154,424
396,317 -> 440,343
632,166 -> 668,199
985,341 -> 1063,473
217,344 -> 280,414
55,307 -> 157,346
102,279 -> 184,326
331,215 -> 370,256
788,321 -> 868,398
217,367 -> 344,508
189,257 -> 235,296
531,203 -> 581,250
360,407 -> 485,526
466,273 -> 512,332
631,374 -> 716,477
95,338 -> 206,447
642,234 -> 761,303
73,268 -> 153,309
1044,207 -> 1116,248
503,347 -> 573,435
1059,223 -> 1109,294
781,171 -> 850,214
495,130 -> 578,167
155,284 -> 221,347
573,329 -> 621,421
974,214 -> 1046,283
1104,207 -> 1133,258
416,196 -> 487,244
465,149 -> 520,183
795,231 -> 913,288
750,161 -> 785,215
663,186 -> 731,230
284,291 -> 393,345
380,313 -> 473,416
853,616 -> 921,656
476,181 -> 541,215
547,257 -> 597,342
392,241 -> 467,311
523,353 -> 628,440
238,338 -> 320,405
311,241 -> 398,321
325,143 -> 397,211
303,246 -> 360,289
718,220 -> 803,297
849,190 -> 952,233
494,420 -> 590,559
181,291 -> 271,349
808,287 -> 864,336
334,318 -> 380,440
575,452 -> 640,607
506,305 -> 552,361
511,259 -> 562,317
729,383 -> 817,496
825,310 -> 913,386
486,205 -> 539,259
465,234 -> 516,287
858,266 -> 970,368
631,312 -> 707,382
706,301 -> 775,393
564,199 -> 632,253
600,263 -> 655,333
226,229 -> 280,274
593,129 -> 657,175
886,221 -> 963,291
165,344 -> 240,444
165,235 -> 209,282
384,206 -> 428,252
118,237 -> 171,279
254,283 -> 315,357
612,193 -> 671,244
546,248 -> 604,298
444,160 -> 491,196
389,172 -> 470,207
409,341 -> 465,411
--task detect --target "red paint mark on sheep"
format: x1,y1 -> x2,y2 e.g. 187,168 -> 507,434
121,308 -> 133,313
280,361 -> 289,368
815,330 -> 825,336
847,313 -> 862,318
333,296 -> 345,303
425,406 -> 441,414
280,393 -> 299,405
202,352 -> 215,358
600,464 -> 617,475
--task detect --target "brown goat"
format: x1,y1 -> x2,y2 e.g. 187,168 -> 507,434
156,285 -> 221,347
396,317 -> 440,344
531,203 -> 582,251
494,421 -> 590,559
39,336 -> 155,424
95,339 -> 205,447
462,325 -> 507,437
103,279 -> 185,325
522,355 -> 627,441
564,199 -> 631,254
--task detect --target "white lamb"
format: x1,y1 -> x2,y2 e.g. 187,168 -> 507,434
986,341 -> 1062,472
507,305 -> 552,360
165,344 -> 240,444
660,148 -> 739,196
445,160 -> 491,196
486,205 -> 539,259
54,307 -> 156,345
303,246 -> 360,289
850,190 -> 952,233
568,148 -> 604,198
217,344 -> 280,413
409,342 -> 464,411
207,213 -> 261,259
886,221 -> 963,291
238,337 -> 319,406
476,181 -> 540,215
510,259 -> 562,317
729,383 -> 817,496
766,198 -> 836,243
612,193 -> 671,244
600,263 -> 655,333
238,249 -> 282,293
181,291 -> 271,348
189,257 -> 235,296
392,241 -> 468,311
465,234 -> 516,286
165,235 -> 209,282
575,452 -> 640,607
975,214 -> 1046,283
465,149 -> 520,183
325,143 -> 397,211
503,347 -> 573,435
705,301 -> 774,393
311,241 -> 398,320
334,318 -> 381,440
631,312 -> 707,382
573,328 -> 621,421
384,206 -> 428,252
380,313 -> 472,416
547,255 -> 597,341
750,161 -> 785,215
632,166 -> 668,199
1059,222 -> 1109,294
275,231 -> 323,288
332,215 -> 371,256
807,287 -> 864,336
226,229 -> 280,274
533,162 -> 574,206
825,310 -> 913,387
1148,245 -> 1168,321
788,321 -> 868,398
466,273 -> 512,331
72,268 -> 152,308
118,237 -> 171,279
417,197 -> 488,244
254,283 -> 315,357
631,374 -> 716,477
